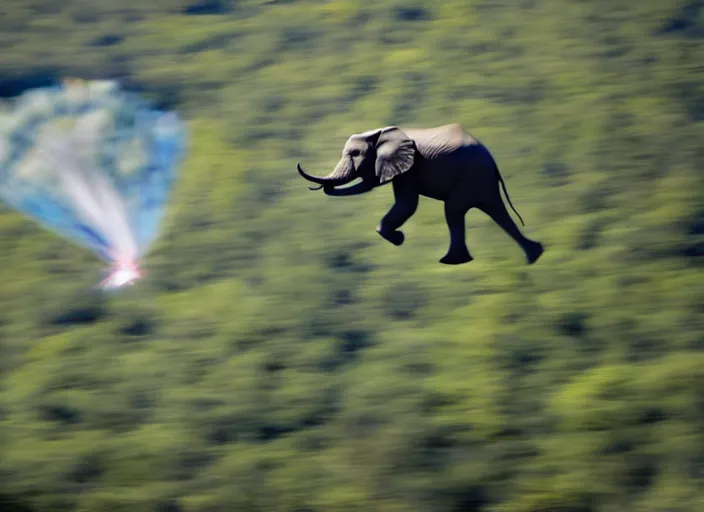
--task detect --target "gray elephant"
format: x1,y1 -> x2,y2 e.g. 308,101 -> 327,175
297,123 -> 544,265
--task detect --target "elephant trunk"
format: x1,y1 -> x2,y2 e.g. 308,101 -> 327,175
297,159 -> 356,190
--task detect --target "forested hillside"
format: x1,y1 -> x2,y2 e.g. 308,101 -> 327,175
1,1 -> 703,511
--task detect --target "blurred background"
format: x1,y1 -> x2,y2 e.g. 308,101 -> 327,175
0,1 -> 703,511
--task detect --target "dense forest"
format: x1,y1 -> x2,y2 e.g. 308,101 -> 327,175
1,1 -> 703,511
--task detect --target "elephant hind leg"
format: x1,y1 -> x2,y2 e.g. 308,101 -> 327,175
439,204 -> 473,265
478,198 -> 544,265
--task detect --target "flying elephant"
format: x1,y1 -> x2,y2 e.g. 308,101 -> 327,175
296,123 -> 544,265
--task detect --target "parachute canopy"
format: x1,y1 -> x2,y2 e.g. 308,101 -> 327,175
0,78 -> 187,289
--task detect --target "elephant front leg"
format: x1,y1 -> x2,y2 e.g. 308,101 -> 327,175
439,204 -> 473,265
376,177 -> 419,246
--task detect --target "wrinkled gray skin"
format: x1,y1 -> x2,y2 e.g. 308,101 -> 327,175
297,124 -> 544,265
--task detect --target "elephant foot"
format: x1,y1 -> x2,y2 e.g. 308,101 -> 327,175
526,241 -> 544,265
376,226 -> 404,246
440,247 -> 473,265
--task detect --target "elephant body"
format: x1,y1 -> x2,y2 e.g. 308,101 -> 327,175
402,124 -> 493,204
297,123 -> 544,265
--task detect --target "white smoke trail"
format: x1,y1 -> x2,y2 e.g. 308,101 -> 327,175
35,118 -> 138,263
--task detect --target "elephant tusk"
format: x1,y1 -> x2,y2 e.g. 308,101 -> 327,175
297,161 -> 354,189
297,162 -> 314,180
298,163 -> 328,190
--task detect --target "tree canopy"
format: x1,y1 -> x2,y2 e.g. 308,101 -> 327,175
1,1 -> 703,511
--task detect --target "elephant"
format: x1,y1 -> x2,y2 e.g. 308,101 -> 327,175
296,123 -> 544,265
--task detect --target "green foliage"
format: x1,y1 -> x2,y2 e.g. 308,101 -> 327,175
1,0 -> 703,511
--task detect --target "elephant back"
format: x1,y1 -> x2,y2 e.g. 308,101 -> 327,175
402,123 -> 479,161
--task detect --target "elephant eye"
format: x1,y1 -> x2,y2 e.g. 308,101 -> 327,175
349,149 -> 361,157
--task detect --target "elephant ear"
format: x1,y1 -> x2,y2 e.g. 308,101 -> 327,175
374,126 -> 415,184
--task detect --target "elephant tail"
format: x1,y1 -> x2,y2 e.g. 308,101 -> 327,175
495,165 -> 525,226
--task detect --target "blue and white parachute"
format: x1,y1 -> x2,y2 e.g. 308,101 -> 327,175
0,78 -> 187,289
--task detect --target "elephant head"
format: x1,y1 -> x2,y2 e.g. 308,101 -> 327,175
297,126 -> 416,192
